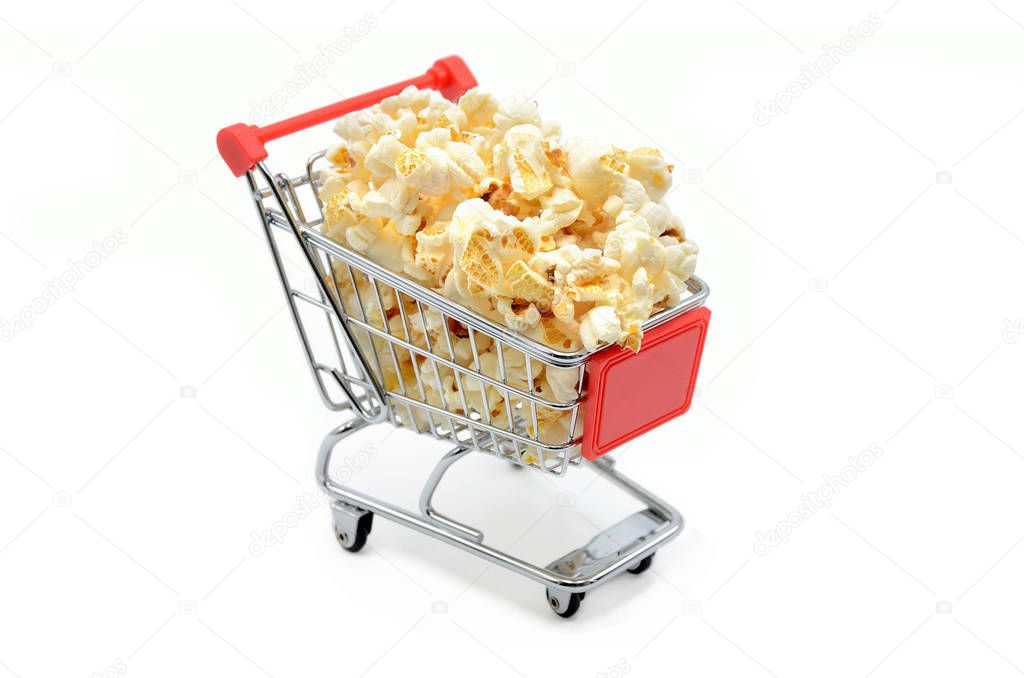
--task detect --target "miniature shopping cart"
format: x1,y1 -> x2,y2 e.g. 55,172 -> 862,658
217,56 -> 710,617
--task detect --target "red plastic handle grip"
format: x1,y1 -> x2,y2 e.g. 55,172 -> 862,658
217,55 -> 477,177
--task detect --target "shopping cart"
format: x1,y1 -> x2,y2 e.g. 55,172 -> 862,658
217,56 -> 711,617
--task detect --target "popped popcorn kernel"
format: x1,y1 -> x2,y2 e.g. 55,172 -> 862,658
460,230 -> 502,291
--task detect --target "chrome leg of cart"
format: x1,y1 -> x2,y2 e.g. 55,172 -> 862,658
316,411 -> 683,618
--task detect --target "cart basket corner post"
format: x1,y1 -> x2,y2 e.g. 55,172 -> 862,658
216,55 -> 711,618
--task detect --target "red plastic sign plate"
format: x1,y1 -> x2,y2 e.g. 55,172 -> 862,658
581,306 -> 710,460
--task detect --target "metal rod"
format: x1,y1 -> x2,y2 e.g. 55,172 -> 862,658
418,446 -> 484,543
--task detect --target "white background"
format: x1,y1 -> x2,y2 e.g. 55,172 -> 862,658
2,0 -> 1023,676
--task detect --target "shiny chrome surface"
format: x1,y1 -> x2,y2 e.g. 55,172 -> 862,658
316,413 -> 683,594
238,149 -> 703,613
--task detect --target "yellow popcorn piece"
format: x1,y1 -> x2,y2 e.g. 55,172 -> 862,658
603,228 -> 665,280
542,141 -> 569,176
497,225 -> 537,260
565,248 -> 620,287
527,247 -> 574,285
579,305 -> 620,350
491,95 -> 542,143
494,124 -> 553,200
626,146 -> 675,201
364,134 -> 404,178
505,260 -> 552,304
414,220 -> 453,283
541,365 -> 582,402
539,187 -> 584,234
462,372 -> 505,416
364,226 -> 415,278
496,297 -> 541,333
638,201 -> 672,235
602,195 -> 624,219
442,267 -> 493,311
527,403 -> 564,437
568,283 -> 614,304
550,289 -> 575,323
460,230 -> 502,291
511,146 -> 551,199
566,139 -> 627,205
395,148 -> 426,179
345,217 -> 382,253
326,143 -> 354,169
378,142 -> 449,196
618,178 -> 652,215
617,268 -> 655,352
362,178 -> 419,235
446,142 -> 487,187
323,192 -> 355,231
537,317 -> 578,352
380,86 -> 433,117
601,147 -> 628,174
458,88 -> 499,128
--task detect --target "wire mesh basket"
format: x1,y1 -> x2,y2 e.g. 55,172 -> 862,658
217,55 -> 711,617
243,143 -> 707,474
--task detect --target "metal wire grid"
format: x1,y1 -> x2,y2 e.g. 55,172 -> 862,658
245,158 -> 585,475
243,151 -> 708,476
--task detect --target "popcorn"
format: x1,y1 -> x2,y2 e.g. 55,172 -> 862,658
395,146 -> 450,196
566,140 -> 627,206
317,85 -> 699,456
505,260 -> 553,305
579,305 -> 620,349
626,148 -> 673,202
491,95 -> 542,144
493,124 -> 554,200
460,230 -> 503,292
496,297 -> 541,332
617,268 -> 656,352
362,178 -> 419,235
344,217 -> 381,253
542,366 -> 581,403
539,187 -> 584,234
414,220 -> 452,284
530,316 -> 579,351
364,133 -> 404,178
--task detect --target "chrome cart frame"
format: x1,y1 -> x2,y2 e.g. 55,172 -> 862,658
221,58 -> 709,617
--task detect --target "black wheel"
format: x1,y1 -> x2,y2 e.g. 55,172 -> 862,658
547,590 -> 584,618
627,553 -> 655,574
335,512 -> 373,553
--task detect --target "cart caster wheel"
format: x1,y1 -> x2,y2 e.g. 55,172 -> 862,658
335,511 -> 373,553
546,589 -> 584,618
628,553 -> 655,574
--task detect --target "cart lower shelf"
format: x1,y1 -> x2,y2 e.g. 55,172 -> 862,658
319,414 -> 685,618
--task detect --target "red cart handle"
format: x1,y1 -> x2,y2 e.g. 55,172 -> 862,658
217,55 -> 477,177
